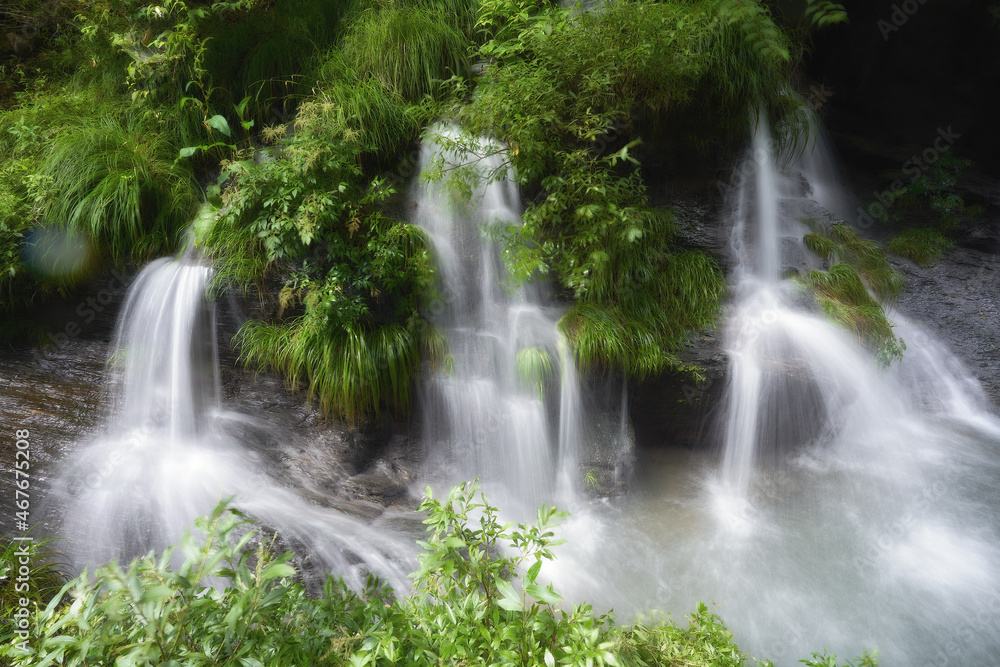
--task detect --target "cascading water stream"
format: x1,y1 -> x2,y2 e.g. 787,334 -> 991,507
413,126 -> 584,512
541,113 -> 1000,666
47,246 -> 416,592
717,112 -> 911,504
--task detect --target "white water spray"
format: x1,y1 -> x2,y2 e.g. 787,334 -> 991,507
414,126 -> 585,511
544,113 -> 1000,667
49,251 -> 416,591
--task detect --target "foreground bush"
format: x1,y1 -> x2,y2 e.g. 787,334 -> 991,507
0,483 -> 877,666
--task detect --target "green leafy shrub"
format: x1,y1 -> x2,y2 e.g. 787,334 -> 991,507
1,484 -> 881,666
428,0 -> 801,378
887,227 -> 953,267
205,83 -> 433,424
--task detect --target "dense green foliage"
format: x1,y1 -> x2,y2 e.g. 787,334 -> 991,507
0,0 -> 843,400
0,484 -> 878,666
802,223 -> 905,365
428,0 -> 812,377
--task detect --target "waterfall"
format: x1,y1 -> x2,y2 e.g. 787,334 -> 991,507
414,126 -> 586,512
717,114 -> 909,501
753,112 -> 781,282
48,247 -> 416,592
534,111 -> 1000,667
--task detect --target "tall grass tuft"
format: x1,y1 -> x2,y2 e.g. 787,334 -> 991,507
236,316 -> 421,425
560,250 -> 726,378
39,114 -> 198,260
342,5 -> 471,101
807,264 -> 896,351
887,227 -> 954,267
307,49 -> 421,156
803,223 -> 904,305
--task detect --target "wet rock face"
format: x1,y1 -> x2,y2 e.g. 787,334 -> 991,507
629,331 -> 728,452
892,247 -> 1000,407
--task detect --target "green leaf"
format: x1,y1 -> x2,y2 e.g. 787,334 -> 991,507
526,561 -> 542,584
206,115 -> 232,137
138,585 -> 174,604
495,578 -> 523,612
259,561 -> 295,582
525,582 -> 562,605
178,146 -> 199,159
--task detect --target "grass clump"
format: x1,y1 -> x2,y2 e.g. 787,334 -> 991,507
306,49 -> 421,157
39,114 -> 198,259
237,316 -> 423,425
887,227 -> 954,267
342,5 -> 471,102
802,224 -> 905,365
807,264 -> 895,348
0,483 -> 882,666
802,223 -> 904,305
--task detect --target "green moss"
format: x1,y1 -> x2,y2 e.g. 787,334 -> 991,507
888,227 -> 954,267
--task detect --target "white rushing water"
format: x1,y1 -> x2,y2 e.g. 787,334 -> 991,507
539,112 -> 1000,666
48,249 -> 416,592
414,126 -> 585,513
